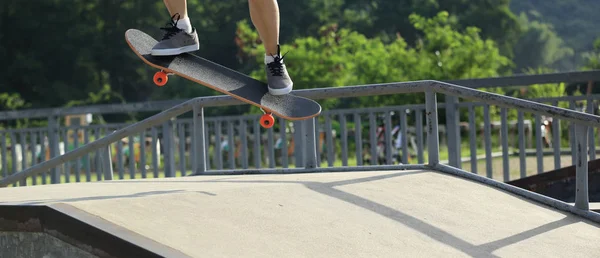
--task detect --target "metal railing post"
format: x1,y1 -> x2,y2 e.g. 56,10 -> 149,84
574,123 -> 589,210
445,96 -> 461,168
426,91 -> 440,166
305,118 -> 318,169
294,121 -> 305,167
100,145 -> 114,181
192,105 -> 206,174
163,118 -> 176,177
48,116 -> 61,184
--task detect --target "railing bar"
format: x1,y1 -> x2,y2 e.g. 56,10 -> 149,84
434,82 -> 600,127
9,132 -> 17,187
518,111 -> 526,178
253,119 -> 261,169
60,129 -> 70,184
535,114 -> 544,174
468,106 -> 477,174
214,121 -> 222,170
552,101 -> 561,170
400,109 -> 408,164
501,108 -> 509,181
128,134 -> 136,179
179,122 -> 186,176
72,128 -> 81,183
415,109 -> 424,164
137,130 -> 146,178
39,131 -> 48,184
369,112 -> 377,165
117,135 -> 124,180
384,112 -> 392,165
574,124 -> 589,210
315,118 -> 321,166
151,126 -> 159,178
340,114 -> 348,166
19,132 -> 27,186
95,128 -> 102,180
586,97 -> 596,161
267,124 -> 275,168
326,114 -> 335,167
227,121 -> 235,169
483,104 -> 492,179
569,101 -> 576,167
83,129 -> 91,182
29,132 -> 37,185
305,118 -> 319,169
355,113 -> 363,166
279,118 -> 288,168
293,121 -> 304,167
241,119 -> 249,169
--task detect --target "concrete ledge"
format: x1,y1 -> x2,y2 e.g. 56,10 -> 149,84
0,204 -> 190,258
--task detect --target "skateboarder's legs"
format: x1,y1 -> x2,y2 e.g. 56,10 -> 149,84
152,0 -> 293,95
248,0 -> 293,95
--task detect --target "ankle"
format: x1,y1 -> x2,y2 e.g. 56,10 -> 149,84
175,16 -> 192,33
264,45 -> 283,64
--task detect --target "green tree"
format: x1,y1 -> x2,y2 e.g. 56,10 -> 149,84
510,0 -> 600,70
340,0 -> 521,59
512,12 -> 574,72
582,38 -> 600,70
237,11 -> 511,111
0,0 -> 526,122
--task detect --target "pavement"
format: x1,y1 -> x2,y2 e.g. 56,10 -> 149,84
0,169 -> 599,257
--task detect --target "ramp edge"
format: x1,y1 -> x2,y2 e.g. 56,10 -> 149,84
0,204 -> 191,258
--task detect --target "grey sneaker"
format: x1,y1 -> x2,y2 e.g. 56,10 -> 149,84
151,14 -> 199,56
265,45 -> 293,95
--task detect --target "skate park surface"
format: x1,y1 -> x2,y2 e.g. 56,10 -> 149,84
1,169 -> 599,257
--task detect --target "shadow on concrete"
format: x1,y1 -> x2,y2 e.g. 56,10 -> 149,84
6,170 -> 597,257
476,216 -> 580,252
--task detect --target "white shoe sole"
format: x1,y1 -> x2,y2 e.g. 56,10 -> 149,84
151,44 -> 199,56
268,84 -> 293,95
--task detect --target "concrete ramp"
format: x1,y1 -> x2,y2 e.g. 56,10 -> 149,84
1,169 -> 599,257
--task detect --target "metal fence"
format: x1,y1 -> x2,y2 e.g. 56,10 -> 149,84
2,95 -> 596,182
1,71 -> 600,218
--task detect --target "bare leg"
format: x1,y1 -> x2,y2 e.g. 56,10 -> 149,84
248,0 -> 292,95
248,0 -> 280,56
163,0 -> 188,18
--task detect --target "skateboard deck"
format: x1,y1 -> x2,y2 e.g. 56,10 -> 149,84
125,29 -> 321,128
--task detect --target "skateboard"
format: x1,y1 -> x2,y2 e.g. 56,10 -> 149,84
125,29 -> 321,129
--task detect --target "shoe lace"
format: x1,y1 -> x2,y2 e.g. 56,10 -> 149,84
160,13 -> 183,40
267,51 -> 289,76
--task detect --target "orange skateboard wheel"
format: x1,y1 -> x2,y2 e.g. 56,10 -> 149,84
153,71 -> 168,87
260,113 -> 275,128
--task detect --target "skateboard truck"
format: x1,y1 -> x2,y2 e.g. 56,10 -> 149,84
153,67 -> 275,129
259,107 -> 275,129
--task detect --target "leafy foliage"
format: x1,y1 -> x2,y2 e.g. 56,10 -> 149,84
512,13 -> 574,72
510,0 -> 600,70
0,0 -> 598,123
583,38 -> 600,70
237,11 -> 511,113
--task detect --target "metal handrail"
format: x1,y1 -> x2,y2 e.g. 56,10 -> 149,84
2,79 -> 599,184
1,70 -> 599,121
